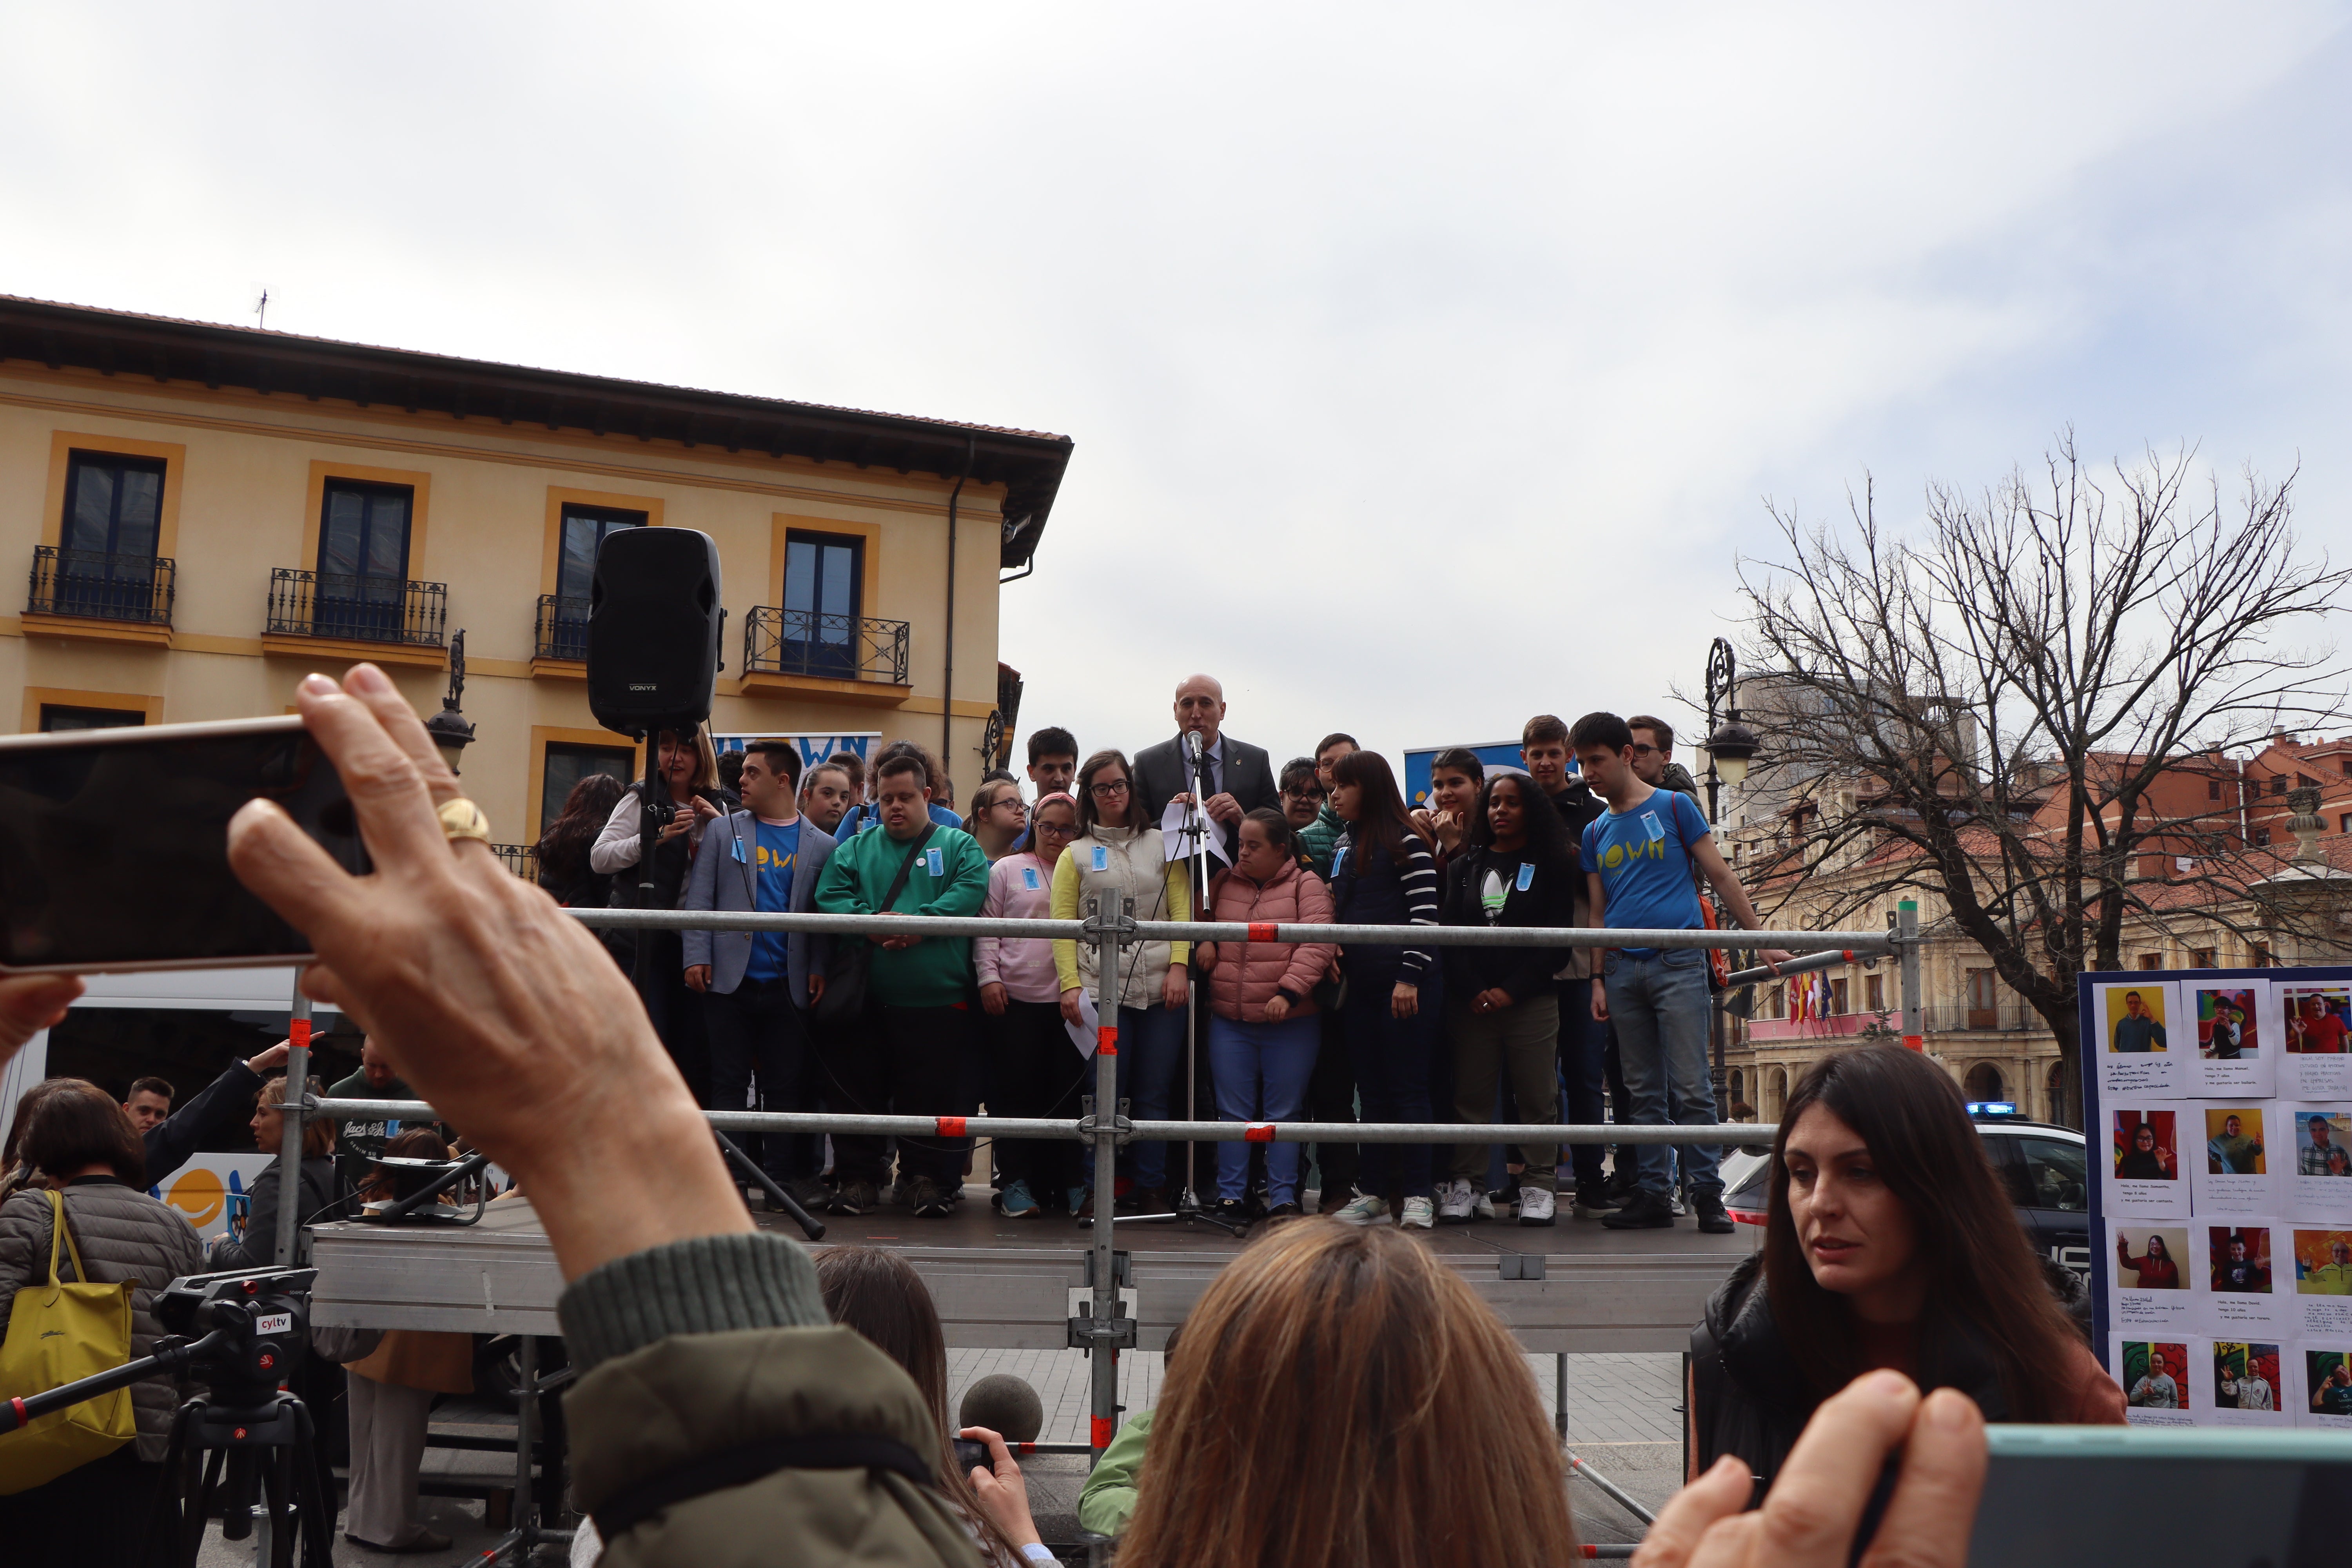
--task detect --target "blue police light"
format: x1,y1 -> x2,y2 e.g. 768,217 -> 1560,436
1967,1101 -> 2018,1117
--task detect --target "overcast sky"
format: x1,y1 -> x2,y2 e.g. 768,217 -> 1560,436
5,4 -> 2349,773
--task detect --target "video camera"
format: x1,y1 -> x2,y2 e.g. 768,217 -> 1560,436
152,1265 -> 317,1403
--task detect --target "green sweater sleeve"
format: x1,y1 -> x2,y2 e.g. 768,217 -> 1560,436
1076,1408 -> 1154,1538
813,832 -> 868,913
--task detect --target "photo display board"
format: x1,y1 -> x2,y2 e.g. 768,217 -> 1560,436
2086,965 -> 2352,1427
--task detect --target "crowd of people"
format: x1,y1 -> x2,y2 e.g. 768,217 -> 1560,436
530,673 -> 1793,1233
0,665 -> 2121,1565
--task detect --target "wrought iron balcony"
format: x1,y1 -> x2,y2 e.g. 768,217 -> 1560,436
744,606 -> 910,685
535,594 -> 589,662
489,843 -> 541,883
267,567 -> 446,646
27,546 -> 174,624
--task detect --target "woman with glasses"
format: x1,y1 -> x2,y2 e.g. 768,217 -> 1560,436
976,791 -> 1084,1216
1051,750 -> 1192,1216
965,776 -> 1029,862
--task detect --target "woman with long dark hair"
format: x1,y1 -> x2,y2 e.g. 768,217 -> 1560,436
1436,772 -> 1576,1226
815,1246 -> 1038,1566
1325,750 -> 1444,1229
1688,1044 -> 2122,1490
588,723 -> 728,1103
1051,749 -> 1191,1215
535,771 -> 626,907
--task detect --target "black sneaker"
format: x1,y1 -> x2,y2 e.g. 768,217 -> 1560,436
908,1178 -> 956,1218
1212,1198 -> 1249,1223
1265,1201 -> 1303,1220
1694,1194 -> 1736,1234
1601,1192 -> 1677,1230
1573,1181 -> 1619,1215
829,1179 -> 878,1216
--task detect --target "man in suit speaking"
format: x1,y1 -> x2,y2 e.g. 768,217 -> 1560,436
1132,673 -> 1282,871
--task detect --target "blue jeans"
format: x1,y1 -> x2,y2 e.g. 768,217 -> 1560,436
1082,1003 -> 1187,1189
1341,965 -> 1443,1200
1207,1013 -> 1319,1204
1603,949 -> 1720,1200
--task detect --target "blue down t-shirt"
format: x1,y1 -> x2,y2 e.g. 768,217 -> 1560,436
1581,787 -> 1710,953
743,817 -> 802,984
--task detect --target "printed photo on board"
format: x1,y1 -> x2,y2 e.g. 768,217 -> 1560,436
2200,987 -> 2262,1057
2310,1350 -> 2352,1421
2212,1341 -> 2280,1411
2114,1228 -> 2189,1289
2123,1341 -> 2189,1408
2109,986 -> 2171,1053
2294,1230 -> 2352,1295
2115,1112 -> 2179,1180
2211,1225 -> 2275,1292
2205,1107 -> 2268,1175
2301,1112 -> 2352,1178
2284,986 -> 2352,1053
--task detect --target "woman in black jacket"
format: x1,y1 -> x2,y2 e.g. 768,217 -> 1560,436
1435,773 -> 1575,1227
535,770 -> 626,907
1688,1045 -> 2123,1496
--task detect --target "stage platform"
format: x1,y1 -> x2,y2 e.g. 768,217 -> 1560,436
310,1189 -> 1755,1354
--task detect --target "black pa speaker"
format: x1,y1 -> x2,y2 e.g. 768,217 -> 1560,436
586,527 -> 724,736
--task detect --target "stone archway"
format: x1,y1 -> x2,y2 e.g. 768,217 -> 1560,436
1963,1061 -> 2007,1103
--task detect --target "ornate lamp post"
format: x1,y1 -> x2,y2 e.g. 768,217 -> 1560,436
1700,637 -> 1761,1113
422,629 -> 476,775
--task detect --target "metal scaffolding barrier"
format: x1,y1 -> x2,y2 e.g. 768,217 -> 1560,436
283,898 -> 1905,1501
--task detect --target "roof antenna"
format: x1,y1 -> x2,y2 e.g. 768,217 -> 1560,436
251,286 -> 270,330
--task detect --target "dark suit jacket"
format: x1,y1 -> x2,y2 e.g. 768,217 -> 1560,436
1132,731 -> 1281,865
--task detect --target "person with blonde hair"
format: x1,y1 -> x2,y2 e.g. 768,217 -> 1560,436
1109,1219 -> 1578,1566
211,1073 -> 345,1269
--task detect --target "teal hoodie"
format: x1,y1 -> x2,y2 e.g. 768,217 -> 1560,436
813,820 -> 991,1007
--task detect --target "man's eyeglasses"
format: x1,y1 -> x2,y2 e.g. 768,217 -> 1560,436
1089,780 -> 1132,798
1629,743 -> 1658,756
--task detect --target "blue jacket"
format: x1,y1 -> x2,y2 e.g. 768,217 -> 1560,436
682,809 -> 837,1004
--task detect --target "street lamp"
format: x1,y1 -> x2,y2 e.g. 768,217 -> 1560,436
1699,637 -> 1759,825
423,629 -> 475,775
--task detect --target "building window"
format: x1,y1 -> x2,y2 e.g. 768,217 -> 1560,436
558,505 -> 646,603
2339,813 -> 2352,835
2137,953 -> 2161,970
39,704 -> 144,732
2300,773 -> 2319,790
63,450 -> 165,559
541,742 -> 637,838
2255,828 -> 2272,847
782,531 -> 864,675
1966,968 -> 1996,1029
2254,944 -> 2273,967
316,479 -> 414,638
1866,973 -> 1884,1013
1830,976 -> 1849,1014
2208,777 -> 2223,800
2272,776 -> 2288,796
2191,948 -> 2215,969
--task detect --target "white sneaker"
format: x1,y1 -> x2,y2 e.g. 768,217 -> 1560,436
1670,1189 -> 1688,1217
1436,1176 -> 1477,1223
1399,1195 -> 1435,1230
1518,1186 -> 1557,1226
1475,1187 -> 1514,1221
1332,1194 -> 1391,1226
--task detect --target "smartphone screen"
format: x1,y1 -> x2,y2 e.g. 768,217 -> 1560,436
0,716 -> 367,972
1971,1426 -> 2352,1566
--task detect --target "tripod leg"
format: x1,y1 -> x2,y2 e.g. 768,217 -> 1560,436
290,1397 -> 336,1568
145,1399 -> 197,1568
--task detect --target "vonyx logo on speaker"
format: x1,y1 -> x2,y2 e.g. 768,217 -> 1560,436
628,683 -> 657,692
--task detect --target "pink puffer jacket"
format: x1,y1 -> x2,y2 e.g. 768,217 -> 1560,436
1204,861 -> 1339,1022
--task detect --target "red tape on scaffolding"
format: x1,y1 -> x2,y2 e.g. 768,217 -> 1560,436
1092,1414 -> 1115,1450
1245,1123 -> 1276,1142
1097,1025 -> 1119,1057
936,1116 -> 967,1137
1248,922 -> 1278,942
290,1017 -> 311,1051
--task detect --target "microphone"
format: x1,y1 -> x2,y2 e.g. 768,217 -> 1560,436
1184,730 -> 1204,763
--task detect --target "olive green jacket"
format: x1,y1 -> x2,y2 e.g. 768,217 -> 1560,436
559,1234 -> 982,1568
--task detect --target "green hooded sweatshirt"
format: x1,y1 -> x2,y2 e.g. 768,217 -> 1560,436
814,820 -> 991,1007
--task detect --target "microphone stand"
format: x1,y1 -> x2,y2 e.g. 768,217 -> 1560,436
1126,731 -> 1243,1237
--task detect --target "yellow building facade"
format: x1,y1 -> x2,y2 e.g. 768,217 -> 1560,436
0,296 -> 1070,851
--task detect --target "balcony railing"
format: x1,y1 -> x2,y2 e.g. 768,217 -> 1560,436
268,568 -> 446,646
535,594 -> 589,662
27,546 -> 174,625
744,606 -> 910,685
489,843 -> 540,883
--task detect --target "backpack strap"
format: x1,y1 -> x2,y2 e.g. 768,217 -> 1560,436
880,826 -> 935,913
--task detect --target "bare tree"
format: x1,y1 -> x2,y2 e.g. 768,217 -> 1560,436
1734,434 -> 2350,1119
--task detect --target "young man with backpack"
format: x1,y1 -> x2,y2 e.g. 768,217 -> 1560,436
1571,712 -> 1788,1232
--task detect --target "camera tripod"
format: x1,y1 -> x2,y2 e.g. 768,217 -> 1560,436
1,1267 -> 334,1567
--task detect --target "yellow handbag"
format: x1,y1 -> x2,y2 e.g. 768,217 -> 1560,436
0,1189 -> 134,1494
